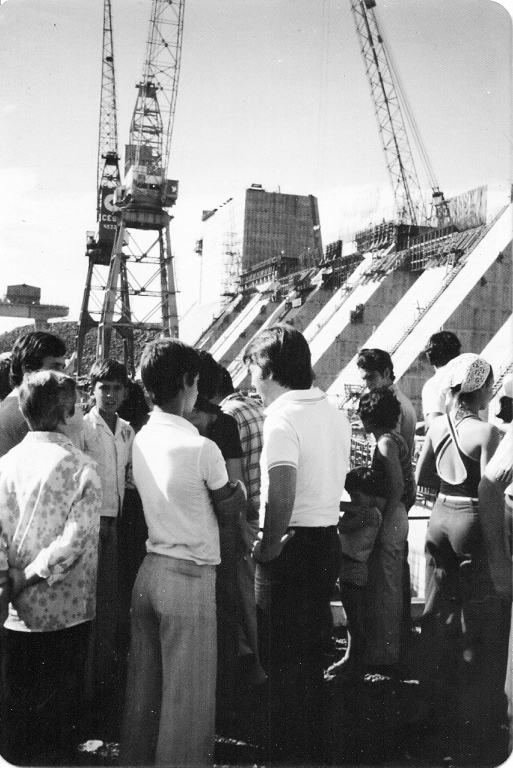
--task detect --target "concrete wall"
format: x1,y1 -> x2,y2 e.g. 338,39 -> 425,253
313,269 -> 418,392
400,244 -> 512,417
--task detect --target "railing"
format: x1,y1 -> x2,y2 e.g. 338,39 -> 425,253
388,261 -> 466,357
493,360 -> 513,395
305,245 -> 397,345
389,205 -> 510,360
350,434 -> 436,510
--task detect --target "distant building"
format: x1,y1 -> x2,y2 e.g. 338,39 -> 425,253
196,184 -> 323,313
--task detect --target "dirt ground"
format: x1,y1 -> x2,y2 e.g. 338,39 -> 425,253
74,605 -> 511,768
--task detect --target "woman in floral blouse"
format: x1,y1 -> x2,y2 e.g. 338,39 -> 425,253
0,370 -> 102,766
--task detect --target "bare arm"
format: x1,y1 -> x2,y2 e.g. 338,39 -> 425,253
9,563 -> 41,600
479,424 -> 501,477
210,481 -> 239,505
425,411 -> 443,431
415,430 -> 439,490
0,574 -> 9,628
377,435 -> 404,518
255,465 -> 296,562
226,457 -> 245,486
338,507 -> 368,532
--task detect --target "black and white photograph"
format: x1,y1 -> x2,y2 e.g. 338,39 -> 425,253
0,0 -> 511,766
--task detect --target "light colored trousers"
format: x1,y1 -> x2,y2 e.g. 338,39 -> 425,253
364,502 -> 409,666
120,553 -> 217,767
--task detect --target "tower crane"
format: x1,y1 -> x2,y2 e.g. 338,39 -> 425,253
96,0 -> 185,373
76,0 -> 122,375
350,0 -> 450,227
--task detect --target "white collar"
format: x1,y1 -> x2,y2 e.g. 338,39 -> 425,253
88,405 -> 122,436
264,386 -> 325,416
149,408 -> 199,434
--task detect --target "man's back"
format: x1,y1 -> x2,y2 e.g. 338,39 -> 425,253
262,388 -> 351,527
0,432 -> 101,631
390,383 -> 417,456
133,409 -> 228,566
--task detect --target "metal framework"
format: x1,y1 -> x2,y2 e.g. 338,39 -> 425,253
96,0 -> 120,215
96,0 -> 185,371
350,0 -> 427,226
130,0 -> 184,184
77,0 -> 122,375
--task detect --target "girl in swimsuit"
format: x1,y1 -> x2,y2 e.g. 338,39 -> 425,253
416,353 -> 500,663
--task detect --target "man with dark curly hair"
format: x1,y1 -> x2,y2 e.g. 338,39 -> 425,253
422,331 -> 461,429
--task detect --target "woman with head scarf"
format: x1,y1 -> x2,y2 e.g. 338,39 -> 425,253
415,353 -> 501,663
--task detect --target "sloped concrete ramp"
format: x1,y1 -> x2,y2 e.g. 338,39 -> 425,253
327,204 -> 512,396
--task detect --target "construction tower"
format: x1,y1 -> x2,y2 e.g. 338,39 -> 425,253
97,0 -> 184,374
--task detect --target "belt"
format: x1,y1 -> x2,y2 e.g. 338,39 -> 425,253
288,525 -> 338,535
438,494 -> 478,502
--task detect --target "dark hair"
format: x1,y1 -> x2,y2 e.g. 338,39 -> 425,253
424,331 -> 461,368
10,331 -> 66,388
19,370 -> 76,431
0,356 -> 13,400
496,395 -> 513,424
452,367 -> 494,406
356,348 -> 395,381
117,379 -> 150,432
243,324 -> 314,390
193,394 -> 220,415
345,465 -> 387,498
140,339 -> 200,407
196,350 -> 224,400
217,366 -> 235,399
89,358 -> 129,390
358,386 -> 401,431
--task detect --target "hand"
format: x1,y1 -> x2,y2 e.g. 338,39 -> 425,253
0,584 -> 9,627
252,529 -> 295,562
8,567 -> 27,601
496,466 -> 513,485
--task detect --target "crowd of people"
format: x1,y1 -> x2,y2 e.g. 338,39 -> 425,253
0,325 -> 510,766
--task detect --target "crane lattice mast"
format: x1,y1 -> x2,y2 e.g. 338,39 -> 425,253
77,0 -> 122,375
350,0 -> 427,226
97,0 -> 185,371
96,0 -> 120,215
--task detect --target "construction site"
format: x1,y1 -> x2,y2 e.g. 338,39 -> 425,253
63,0 -> 511,414
0,0 -> 511,765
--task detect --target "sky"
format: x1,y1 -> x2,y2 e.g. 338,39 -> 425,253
0,0 -> 511,336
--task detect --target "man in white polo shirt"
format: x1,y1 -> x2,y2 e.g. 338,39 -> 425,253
120,339 -> 244,768
421,331 -> 461,430
244,324 -> 351,763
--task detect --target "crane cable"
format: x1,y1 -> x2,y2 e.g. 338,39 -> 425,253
375,9 -> 440,195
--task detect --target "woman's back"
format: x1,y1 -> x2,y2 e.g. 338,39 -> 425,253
430,412 -> 500,476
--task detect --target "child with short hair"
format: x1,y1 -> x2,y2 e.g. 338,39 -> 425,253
0,370 -> 102,765
328,466 -> 383,676
120,338 -> 243,767
83,358 -> 134,732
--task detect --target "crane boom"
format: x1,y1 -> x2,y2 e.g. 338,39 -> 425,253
123,0 -> 184,210
77,0 -> 122,375
97,0 -> 185,368
378,17 -> 450,225
97,0 -> 120,217
350,0 -> 427,226
134,0 -> 184,176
